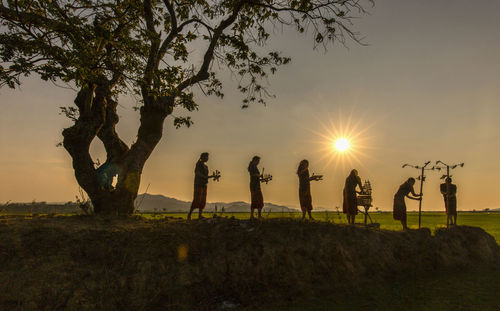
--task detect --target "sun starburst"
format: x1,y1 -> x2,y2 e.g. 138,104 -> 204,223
307,110 -> 375,171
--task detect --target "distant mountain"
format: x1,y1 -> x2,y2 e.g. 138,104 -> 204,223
135,193 -> 298,212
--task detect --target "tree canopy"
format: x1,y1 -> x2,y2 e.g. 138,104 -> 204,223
0,0 -> 372,214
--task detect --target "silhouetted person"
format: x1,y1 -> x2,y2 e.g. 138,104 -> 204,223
393,177 -> 422,230
440,177 -> 457,226
297,159 -> 321,220
188,152 -> 217,220
248,156 -> 264,219
343,169 -> 363,224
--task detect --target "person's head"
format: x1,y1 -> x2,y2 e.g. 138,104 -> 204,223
350,169 -> 358,177
445,177 -> 452,183
297,159 -> 309,174
407,177 -> 416,186
251,155 -> 260,165
200,152 -> 209,162
248,156 -> 260,171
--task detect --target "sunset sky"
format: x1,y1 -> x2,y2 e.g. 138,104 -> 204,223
1,0 -> 500,211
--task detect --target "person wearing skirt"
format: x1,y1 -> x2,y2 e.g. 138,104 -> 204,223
440,177 -> 458,226
297,159 -> 321,220
343,169 -> 363,225
188,153 -> 211,220
393,177 -> 422,230
248,156 -> 264,219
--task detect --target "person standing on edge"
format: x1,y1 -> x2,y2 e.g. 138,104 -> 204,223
248,156 -> 264,219
297,159 -> 322,220
440,177 -> 457,226
188,152 -> 217,220
343,169 -> 363,224
393,177 -> 422,230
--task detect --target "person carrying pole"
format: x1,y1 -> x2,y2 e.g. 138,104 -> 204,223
297,159 -> 322,220
343,169 -> 363,225
393,177 -> 422,230
188,152 -> 219,220
440,177 -> 457,226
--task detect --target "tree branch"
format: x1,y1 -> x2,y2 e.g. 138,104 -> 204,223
142,0 -> 161,98
177,0 -> 246,91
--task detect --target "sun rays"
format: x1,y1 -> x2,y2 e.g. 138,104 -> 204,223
307,110 -> 376,171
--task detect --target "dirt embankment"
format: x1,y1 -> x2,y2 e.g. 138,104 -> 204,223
0,216 -> 498,310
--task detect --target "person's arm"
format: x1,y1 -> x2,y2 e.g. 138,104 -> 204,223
308,172 -> 323,181
195,163 -> 209,179
440,184 -> 446,195
407,186 -> 422,200
450,185 -> 457,196
356,177 -> 363,194
250,166 -> 261,179
195,171 -> 208,179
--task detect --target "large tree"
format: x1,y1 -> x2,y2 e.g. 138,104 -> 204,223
0,0 -> 371,215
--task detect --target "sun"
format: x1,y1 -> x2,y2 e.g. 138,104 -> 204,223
334,138 -> 350,152
305,109 -> 376,171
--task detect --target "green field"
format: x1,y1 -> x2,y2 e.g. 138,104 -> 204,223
137,211 -> 500,243
1,210 -> 499,243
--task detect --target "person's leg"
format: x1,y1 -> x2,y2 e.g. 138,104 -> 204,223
188,191 -> 196,221
453,214 -> 457,226
250,207 -> 255,219
352,215 -> 356,225
258,191 -> 264,219
302,210 -> 306,220
308,210 -> 314,220
198,188 -> 206,219
402,213 -> 408,230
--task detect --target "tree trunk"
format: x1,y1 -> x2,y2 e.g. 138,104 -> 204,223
63,81 -> 172,216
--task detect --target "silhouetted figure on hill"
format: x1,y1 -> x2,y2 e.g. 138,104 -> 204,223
188,152 -> 218,220
393,177 -> 422,230
297,159 -> 322,220
440,177 -> 457,226
343,169 -> 363,225
248,156 -> 264,219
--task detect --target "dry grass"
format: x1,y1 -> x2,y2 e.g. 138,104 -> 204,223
0,216 -> 498,310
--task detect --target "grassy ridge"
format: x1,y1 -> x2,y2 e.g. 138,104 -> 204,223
137,212 -> 500,243
0,216 -> 498,310
3,212 -> 499,242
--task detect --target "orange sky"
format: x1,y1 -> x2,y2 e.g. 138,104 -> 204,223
1,0 -> 500,211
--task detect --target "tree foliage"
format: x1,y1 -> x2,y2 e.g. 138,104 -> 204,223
0,0 -> 372,214
1,0 -> 370,107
